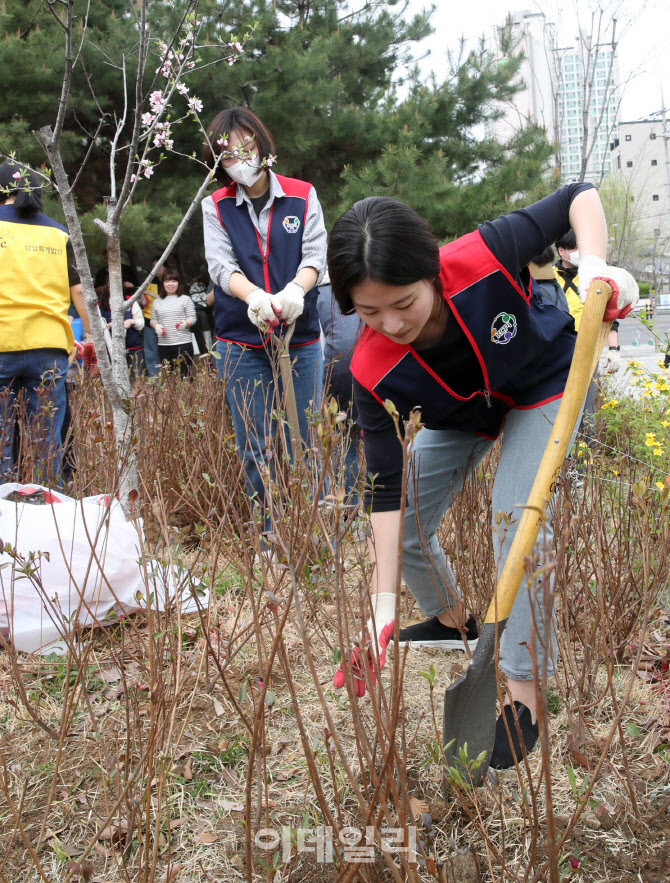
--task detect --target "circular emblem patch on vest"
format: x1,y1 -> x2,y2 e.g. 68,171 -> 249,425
491,311 -> 517,344
282,215 -> 301,234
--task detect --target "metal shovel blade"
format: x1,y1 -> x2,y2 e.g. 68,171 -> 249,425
442,621 -> 504,786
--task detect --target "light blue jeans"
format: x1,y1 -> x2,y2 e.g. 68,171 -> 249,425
0,348 -> 69,487
216,339 -> 323,527
143,323 -> 160,377
402,400 -> 575,681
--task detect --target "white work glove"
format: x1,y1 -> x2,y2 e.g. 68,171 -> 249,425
276,281 -> 305,324
246,288 -> 281,330
175,319 -> 190,331
604,348 -> 621,374
577,256 -> 639,320
333,592 -> 396,699
154,323 -> 165,338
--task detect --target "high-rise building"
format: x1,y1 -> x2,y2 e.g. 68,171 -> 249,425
489,11 -> 557,142
491,12 -> 619,184
556,41 -> 619,182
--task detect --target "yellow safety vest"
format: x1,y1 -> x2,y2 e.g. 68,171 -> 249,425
142,281 -> 158,319
553,265 -> 584,330
0,208 -> 74,352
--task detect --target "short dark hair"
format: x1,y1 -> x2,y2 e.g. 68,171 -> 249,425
530,246 -> 555,267
0,160 -> 43,217
202,107 -> 275,185
555,229 -> 576,251
159,268 -> 186,298
327,197 -> 442,315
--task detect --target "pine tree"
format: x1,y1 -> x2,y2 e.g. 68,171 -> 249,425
1,0 -> 553,270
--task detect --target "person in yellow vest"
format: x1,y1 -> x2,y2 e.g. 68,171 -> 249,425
0,161 -> 90,485
143,254 -> 167,376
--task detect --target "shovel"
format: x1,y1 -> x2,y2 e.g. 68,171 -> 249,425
272,309 -> 301,464
442,280 -> 613,785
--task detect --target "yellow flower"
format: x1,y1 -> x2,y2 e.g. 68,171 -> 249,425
662,420 -> 669,428
613,469 -> 619,476
657,482 -> 665,491
645,438 -> 657,446
653,448 -> 663,456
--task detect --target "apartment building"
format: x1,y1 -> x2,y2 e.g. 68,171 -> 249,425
609,114 -> 670,239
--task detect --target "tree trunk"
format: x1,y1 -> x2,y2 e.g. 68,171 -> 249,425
39,125 -> 139,515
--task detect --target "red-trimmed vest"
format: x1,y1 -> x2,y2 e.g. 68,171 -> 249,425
210,175 -> 320,347
351,230 -> 577,438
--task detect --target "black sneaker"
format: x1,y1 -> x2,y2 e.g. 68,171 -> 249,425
393,615 -> 478,650
489,702 -> 539,770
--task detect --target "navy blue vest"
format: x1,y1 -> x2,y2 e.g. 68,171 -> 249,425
352,231 -> 577,439
99,306 -> 142,351
210,175 -> 320,347
124,305 -> 142,351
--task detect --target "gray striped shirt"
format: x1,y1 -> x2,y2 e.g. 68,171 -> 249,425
150,295 -> 197,345
202,171 -> 327,296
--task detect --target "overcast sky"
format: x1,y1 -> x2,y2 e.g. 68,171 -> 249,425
402,0 -> 670,121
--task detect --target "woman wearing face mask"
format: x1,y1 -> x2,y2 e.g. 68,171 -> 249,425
327,184 -> 638,768
202,107 -> 327,529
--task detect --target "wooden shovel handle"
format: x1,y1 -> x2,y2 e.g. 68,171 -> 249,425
484,280 -> 613,625
277,320 -> 302,464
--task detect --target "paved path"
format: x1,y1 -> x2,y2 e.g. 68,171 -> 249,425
600,343 -> 668,398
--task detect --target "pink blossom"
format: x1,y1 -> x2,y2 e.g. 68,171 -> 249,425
570,858 -> 579,870
188,96 -> 203,113
265,155 -> 275,167
12,171 -> 21,180
176,81 -> 189,95
187,61 -> 195,70
143,165 -> 154,179
141,112 -> 154,127
131,174 -> 137,182
149,90 -> 166,113
230,41 -> 243,53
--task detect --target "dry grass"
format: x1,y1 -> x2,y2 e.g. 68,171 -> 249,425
0,367 -> 669,883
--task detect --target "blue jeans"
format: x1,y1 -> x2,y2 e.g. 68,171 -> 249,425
144,323 -> 160,377
402,400 -> 580,682
0,348 -> 69,486
216,339 -> 323,525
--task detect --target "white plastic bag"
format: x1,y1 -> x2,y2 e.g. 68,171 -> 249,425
0,484 -> 207,654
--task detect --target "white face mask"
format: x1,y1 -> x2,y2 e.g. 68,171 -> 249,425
226,155 -> 264,188
566,249 -> 580,267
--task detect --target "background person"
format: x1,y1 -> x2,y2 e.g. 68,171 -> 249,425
202,106 -> 327,530
150,268 -> 196,375
143,254 -> 167,377
528,246 -> 569,312
316,272 -> 362,510
327,184 -> 637,768
0,160 -> 91,486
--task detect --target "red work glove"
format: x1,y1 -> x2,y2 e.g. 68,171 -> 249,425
175,320 -> 190,331
83,341 -> 97,371
72,341 -> 84,360
333,593 -> 396,698
154,323 -> 166,337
